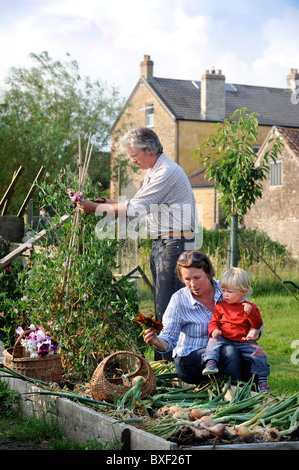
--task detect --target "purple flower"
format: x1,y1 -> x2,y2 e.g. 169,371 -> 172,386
38,343 -> 50,357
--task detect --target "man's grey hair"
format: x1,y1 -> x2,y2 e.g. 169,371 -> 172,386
120,126 -> 163,155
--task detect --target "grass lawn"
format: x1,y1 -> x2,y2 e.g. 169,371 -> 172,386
251,291 -> 299,396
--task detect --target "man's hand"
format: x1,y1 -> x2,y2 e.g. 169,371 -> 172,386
77,200 -> 98,214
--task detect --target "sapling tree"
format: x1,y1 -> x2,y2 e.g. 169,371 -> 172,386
195,107 -> 284,266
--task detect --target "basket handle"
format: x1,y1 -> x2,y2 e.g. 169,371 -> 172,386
12,328 -> 36,359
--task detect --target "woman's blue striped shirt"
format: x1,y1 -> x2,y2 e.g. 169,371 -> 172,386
159,280 -> 223,358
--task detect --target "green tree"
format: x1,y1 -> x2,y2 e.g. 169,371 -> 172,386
195,107 -> 284,266
0,51 -> 125,213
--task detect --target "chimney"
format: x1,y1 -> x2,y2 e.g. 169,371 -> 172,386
201,69 -> 226,121
287,68 -> 299,91
140,55 -> 154,80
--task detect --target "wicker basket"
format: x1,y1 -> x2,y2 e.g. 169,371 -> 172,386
3,329 -> 62,384
90,351 -> 156,403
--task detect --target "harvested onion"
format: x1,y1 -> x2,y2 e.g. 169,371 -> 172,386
131,375 -> 145,386
190,426 -> 211,441
189,408 -> 211,420
208,423 -> 225,438
236,425 -> 250,436
263,428 -> 281,442
172,410 -> 189,420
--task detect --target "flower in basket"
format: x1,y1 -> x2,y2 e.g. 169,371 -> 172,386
16,324 -> 59,358
67,188 -> 85,209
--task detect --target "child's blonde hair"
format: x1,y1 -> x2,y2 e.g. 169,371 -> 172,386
219,267 -> 253,297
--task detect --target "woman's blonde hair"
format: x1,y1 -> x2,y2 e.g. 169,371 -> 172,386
219,267 -> 253,297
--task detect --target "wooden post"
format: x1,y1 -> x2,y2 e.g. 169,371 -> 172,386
230,215 -> 238,267
17,166 -> 46,217
0,166 -> 24,214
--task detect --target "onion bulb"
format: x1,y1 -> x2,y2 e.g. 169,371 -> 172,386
189,408 -> 211,420
208,423 -> 226,438
169,405 -> 181,414
131,375 -> 145,386
190,427 -> 211,441
156,406 -> 169,417
198,416 -> 216,427
172,410 -> 189,420
263,428 -> 281,442
236,425 -> 250,436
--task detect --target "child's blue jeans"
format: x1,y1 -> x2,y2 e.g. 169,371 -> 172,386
202,336 -> 270,378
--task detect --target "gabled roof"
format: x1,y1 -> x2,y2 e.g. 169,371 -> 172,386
189,126 -> 299,188
146,77 -> 299,127
276,126 -> 299,158
256,125 -> 299,165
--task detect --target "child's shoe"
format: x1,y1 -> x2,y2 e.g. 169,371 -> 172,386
202,360 -> 219,376
258,381 -> 271,393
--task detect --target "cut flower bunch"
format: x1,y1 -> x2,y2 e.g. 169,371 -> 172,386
16,325 -> 59,358
135,313 -> 163,335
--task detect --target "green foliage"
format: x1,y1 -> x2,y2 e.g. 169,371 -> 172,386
195,107 -> 284,221
0,379 -> 18,415
0,51 -> 125,213
0,165 -> 142,380
201,228 -> 294,265
0,258 -> 23,345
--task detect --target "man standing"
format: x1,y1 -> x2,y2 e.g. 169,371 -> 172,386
79,127 -> 197,360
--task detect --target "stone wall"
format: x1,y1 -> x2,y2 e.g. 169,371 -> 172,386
244,146 -> 299,258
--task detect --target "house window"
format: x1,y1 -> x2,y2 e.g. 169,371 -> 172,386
146,104 -> 154,127
270,161 -> 282,186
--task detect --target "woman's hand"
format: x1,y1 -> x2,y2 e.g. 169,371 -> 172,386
143,329 -> 169,352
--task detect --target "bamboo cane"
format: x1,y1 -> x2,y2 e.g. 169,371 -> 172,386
61,137 -> 93,305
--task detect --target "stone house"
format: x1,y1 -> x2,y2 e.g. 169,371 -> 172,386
244,126 -> 299,258
111,55 -> 299,237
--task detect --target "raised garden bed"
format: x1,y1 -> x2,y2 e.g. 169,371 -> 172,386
1,361 -> 299,451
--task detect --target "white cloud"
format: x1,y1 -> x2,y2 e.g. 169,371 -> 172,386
0,0 -> 299,97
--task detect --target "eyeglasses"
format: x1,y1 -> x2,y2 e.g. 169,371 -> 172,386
178,252 -> 203,263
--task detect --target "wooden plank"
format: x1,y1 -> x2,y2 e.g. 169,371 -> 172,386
184,441 -> 299,450
0,214 -> 69,268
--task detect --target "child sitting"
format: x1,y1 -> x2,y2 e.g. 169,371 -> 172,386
202,267 -> 270,392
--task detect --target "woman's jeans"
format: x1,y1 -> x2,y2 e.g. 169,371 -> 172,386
174,344 -> 251,384
150,237 -> 194,361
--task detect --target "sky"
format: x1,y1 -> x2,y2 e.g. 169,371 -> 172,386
1,0 -> 299,99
